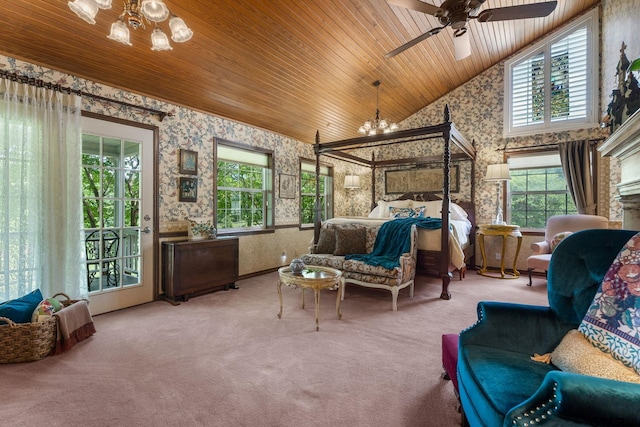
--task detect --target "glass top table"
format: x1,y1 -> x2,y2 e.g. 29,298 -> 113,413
277,265 -> 343,331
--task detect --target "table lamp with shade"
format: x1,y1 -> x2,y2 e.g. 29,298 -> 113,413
344,174 -> 361,216
485,164 -> 511,225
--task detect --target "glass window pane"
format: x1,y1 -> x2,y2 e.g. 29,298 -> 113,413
125,200 -> 140,227
83,198 -> 100,229
102,138 -> 121,167
102,199 -> 121,228
103,168 -> 117,198
82,167 -> 101,198
124,170 -> 140,199
546,168 -> 566,191
123,141 -> 140,170
526,171 -> 547,191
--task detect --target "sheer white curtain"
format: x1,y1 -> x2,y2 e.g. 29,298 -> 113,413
0,78 -> 86,302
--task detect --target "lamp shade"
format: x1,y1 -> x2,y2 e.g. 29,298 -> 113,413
344,175 -> 361,189
485,164 -> 511,181
151,27 -> 173,51
141,0 -> 170,22
68,0 -> 99,24
107,19 -> 132,45
169,16 -> 193,42
453,30 -> 471,61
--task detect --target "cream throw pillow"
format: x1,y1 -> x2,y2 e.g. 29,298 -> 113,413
551,330 -> 640,384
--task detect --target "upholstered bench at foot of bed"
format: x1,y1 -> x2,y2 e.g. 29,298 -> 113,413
341,264 -> 414,312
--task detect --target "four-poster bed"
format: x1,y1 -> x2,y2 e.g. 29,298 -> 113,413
312,105 -> 475,300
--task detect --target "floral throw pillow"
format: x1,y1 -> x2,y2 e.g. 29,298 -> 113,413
388,206 -> 425,219
550,231 -> 573,253
578,231 -> 640,375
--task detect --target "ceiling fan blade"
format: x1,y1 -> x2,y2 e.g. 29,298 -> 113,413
385,26 -> 445,59
387,0 -> 441,16
476,1 -> 557,22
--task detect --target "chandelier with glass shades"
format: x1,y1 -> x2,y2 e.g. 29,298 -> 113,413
358,80 -> 398,136
68,0 -> 193,51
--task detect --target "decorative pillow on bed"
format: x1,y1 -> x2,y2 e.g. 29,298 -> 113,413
578,231 -> 640,375
388,206 -> 425,219
412,201 -> 440,218
551,330 -> 640,384
333,227 -> 367,255
375,199 -> 412,218
315,228 -> 336,254
550,231 -> 573,253
450,203 -> 469,221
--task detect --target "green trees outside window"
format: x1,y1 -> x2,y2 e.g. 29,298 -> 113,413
509,167 -> 576,228
217,161 -> 265,229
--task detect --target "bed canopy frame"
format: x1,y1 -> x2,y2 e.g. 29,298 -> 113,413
312,105 -> 475,299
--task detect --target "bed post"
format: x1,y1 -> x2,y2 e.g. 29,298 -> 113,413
314,130 -> 321,244
440,105 -> 453,300
371,152 -> 377,211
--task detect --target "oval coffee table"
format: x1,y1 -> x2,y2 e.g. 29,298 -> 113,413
277,265 -> 343,331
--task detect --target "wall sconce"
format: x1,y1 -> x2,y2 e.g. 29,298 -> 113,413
484,164 -> 511,225
344,175 -> 361,216
343,175 -> 361,189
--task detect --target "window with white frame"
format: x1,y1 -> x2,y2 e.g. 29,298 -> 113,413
504,8 -> 599,137
506,152 -> 577,229
216,142 -> 273,231
300,160 -> 333,226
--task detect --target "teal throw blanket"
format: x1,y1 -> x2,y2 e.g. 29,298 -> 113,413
345,217 -> 442,269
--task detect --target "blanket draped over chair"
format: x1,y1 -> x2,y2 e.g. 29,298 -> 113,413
345,217 -> 442,269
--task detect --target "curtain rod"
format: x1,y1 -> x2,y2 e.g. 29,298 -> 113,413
0,70 -> 170,122
502,137 -> 605,152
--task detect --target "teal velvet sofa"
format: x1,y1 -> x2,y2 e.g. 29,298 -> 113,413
458,229 -> 640,427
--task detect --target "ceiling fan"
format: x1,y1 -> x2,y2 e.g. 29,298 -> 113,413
385,0 -> 558,59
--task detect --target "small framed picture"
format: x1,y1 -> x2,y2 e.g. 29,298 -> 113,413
179,177 -> 197,202
179,149 -> 198,175
279,173 -> 295,199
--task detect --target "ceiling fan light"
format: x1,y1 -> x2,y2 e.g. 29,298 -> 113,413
453,30 -> 471,60
107,19 -> 132,45
169,16 -> 193,42
141,0 -> 170,22
151,27 -> 173,51
68,0 -> 99,24
94,0 -> 112,9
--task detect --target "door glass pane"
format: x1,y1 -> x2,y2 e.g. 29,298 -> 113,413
82,134 -> 142,293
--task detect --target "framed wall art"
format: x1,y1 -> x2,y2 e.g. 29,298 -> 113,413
279,173 -> 295,199
179,149 -> 198,175
385,165 -> 459,194
179,177 -> 197,202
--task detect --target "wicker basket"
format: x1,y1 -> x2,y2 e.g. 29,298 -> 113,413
0,315 -> 57,363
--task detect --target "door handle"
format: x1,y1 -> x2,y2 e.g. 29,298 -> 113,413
142,226 -> 152,234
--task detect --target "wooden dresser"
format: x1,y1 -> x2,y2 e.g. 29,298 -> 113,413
162,236 -> 239,302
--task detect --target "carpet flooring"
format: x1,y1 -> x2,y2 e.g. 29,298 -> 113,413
0,270 -> 548,427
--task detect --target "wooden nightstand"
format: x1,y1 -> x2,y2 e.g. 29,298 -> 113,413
477,224 -> 522,279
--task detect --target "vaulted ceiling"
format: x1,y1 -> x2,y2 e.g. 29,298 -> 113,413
0,0 -> 598,143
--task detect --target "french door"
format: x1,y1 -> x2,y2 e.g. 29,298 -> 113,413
80,115 -> 155,314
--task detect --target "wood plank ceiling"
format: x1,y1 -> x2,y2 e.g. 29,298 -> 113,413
0,0 -> 599,143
